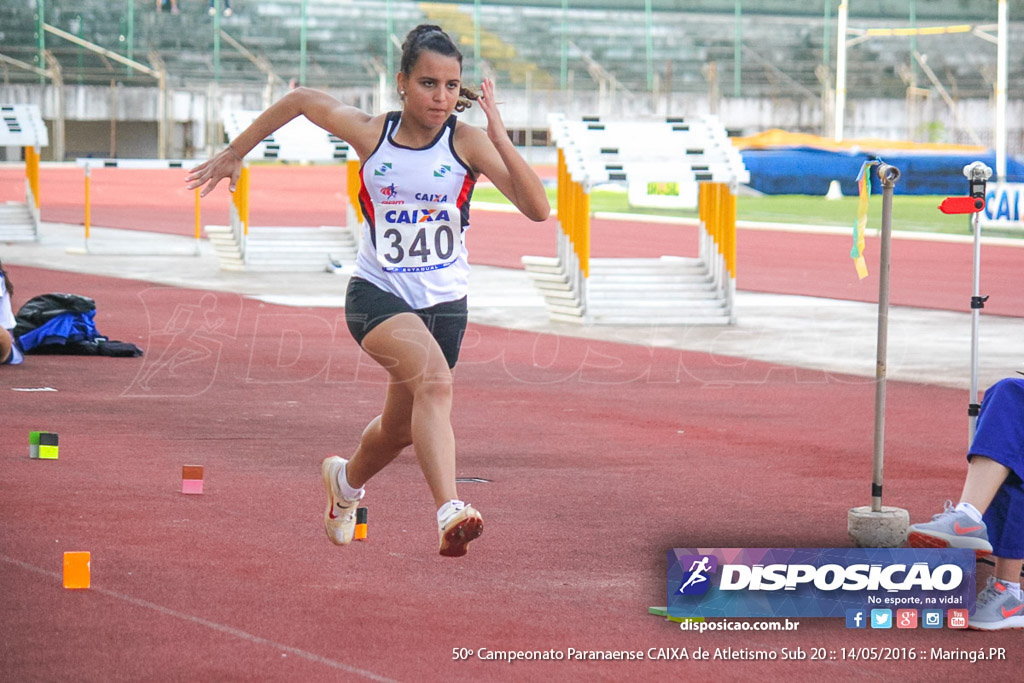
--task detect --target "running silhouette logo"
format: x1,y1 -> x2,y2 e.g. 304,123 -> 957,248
676,554 -> 718,596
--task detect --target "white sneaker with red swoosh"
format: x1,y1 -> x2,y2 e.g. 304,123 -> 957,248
906,501 -> 992,557
969,578 -> 1024,630
321,456 -> 364,545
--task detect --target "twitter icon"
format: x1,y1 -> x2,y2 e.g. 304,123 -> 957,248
871,609 -> 893,629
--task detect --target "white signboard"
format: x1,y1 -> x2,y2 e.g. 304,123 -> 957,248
0,104 -> 48,147
980,183 -> 1024,230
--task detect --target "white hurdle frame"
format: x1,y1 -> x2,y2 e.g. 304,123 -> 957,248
526,115 -> 747,325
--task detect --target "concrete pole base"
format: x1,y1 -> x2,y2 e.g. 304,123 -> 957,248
848,505 -> 910,548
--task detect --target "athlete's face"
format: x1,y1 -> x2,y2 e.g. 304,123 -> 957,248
399,50 -> 462,126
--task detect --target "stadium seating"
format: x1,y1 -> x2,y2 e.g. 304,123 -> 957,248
2,0 -> 1019,100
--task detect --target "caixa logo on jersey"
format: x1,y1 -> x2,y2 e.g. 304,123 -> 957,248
384,208 -> 451,224
667,548 -> 976,619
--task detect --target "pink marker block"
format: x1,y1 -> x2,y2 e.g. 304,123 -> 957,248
181,465 -> 204,494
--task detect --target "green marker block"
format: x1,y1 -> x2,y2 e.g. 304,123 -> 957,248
30,432 -> 59,459
648,606 -> 704,624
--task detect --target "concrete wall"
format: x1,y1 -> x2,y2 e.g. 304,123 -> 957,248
2,82 -> 1020,161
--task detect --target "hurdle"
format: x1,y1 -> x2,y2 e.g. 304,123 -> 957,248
207,110 -> 359,272
523,115 -> 747,325
0,104 -> 48,242
72,158 -> 205,256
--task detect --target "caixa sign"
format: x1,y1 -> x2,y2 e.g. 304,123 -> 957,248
980,183 -> 1024,229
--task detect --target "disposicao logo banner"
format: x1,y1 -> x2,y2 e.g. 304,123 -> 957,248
668,548 -> 976,619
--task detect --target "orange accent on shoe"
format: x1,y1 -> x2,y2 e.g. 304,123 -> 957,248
906,531 -> 948,549
954,522 -> 983,534
1001,604 -> 1024,618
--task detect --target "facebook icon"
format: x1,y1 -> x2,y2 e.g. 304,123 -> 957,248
846,609 -> 867,629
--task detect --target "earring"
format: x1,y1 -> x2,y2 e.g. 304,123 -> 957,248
400,90 -> 405,95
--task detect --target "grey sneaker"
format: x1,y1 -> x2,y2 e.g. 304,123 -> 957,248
906,501 -> 992,557
321,456 -> 364,545
969,577 -> 1024,630
438,503 -> 483,557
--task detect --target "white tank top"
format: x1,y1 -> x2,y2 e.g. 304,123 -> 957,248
352,112 -> 477,309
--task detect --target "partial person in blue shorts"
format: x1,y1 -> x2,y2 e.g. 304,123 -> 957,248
907,376 -> 1024,630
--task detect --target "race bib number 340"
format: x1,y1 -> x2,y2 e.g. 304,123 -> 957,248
375,202 -> 461,273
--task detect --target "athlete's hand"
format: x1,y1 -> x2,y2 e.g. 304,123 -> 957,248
185,147 -> 242,197
477,78 -> 509,147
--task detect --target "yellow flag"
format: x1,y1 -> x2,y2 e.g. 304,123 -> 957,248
851,161 -> 878,279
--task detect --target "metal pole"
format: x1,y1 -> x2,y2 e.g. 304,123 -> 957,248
822,0 -> 831,73
644,0 -> 654,91
908,0 -> 916,84
961,161 -> 992,443
733,0 -> 741,98
473,0 -> 481,83
157,70 -> 167,159
560,0 -> 568,91
127,0 -> 135,76
872,163 -> 900,512
300,0 -> 308,86
996,0 -> 1008,180
385,0 -> 394,84
970,209 -> 982,442
213,0 -> 222,84
37,0 -> 46,84
835,1 -> 848,142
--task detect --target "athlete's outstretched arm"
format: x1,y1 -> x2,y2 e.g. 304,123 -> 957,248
461,78 -> 550,222
185,88 -> 377,197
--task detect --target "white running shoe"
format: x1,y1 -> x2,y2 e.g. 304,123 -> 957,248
906,500 -> 992,557
321,456 -> 363,545
969,577 -> 1024,630
438,503 -> 483,557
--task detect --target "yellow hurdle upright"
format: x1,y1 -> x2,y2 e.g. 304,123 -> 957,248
83,165 -> 91,241
231,164 -> 250,236
347,157 -> 363,224
25,145 -> 40,209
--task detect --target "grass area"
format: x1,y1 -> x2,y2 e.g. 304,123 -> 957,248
473,186 -> 1011,238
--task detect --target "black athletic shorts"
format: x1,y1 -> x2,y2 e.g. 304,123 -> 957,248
344,277 -> 468,369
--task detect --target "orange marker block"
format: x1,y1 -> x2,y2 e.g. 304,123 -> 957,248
181,465 -> 204,494
354,507 -> 367,541
63,551 -> 91,589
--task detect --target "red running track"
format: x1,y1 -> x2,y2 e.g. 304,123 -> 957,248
2,166 -> 1022,316
0,265 -> 1020,681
